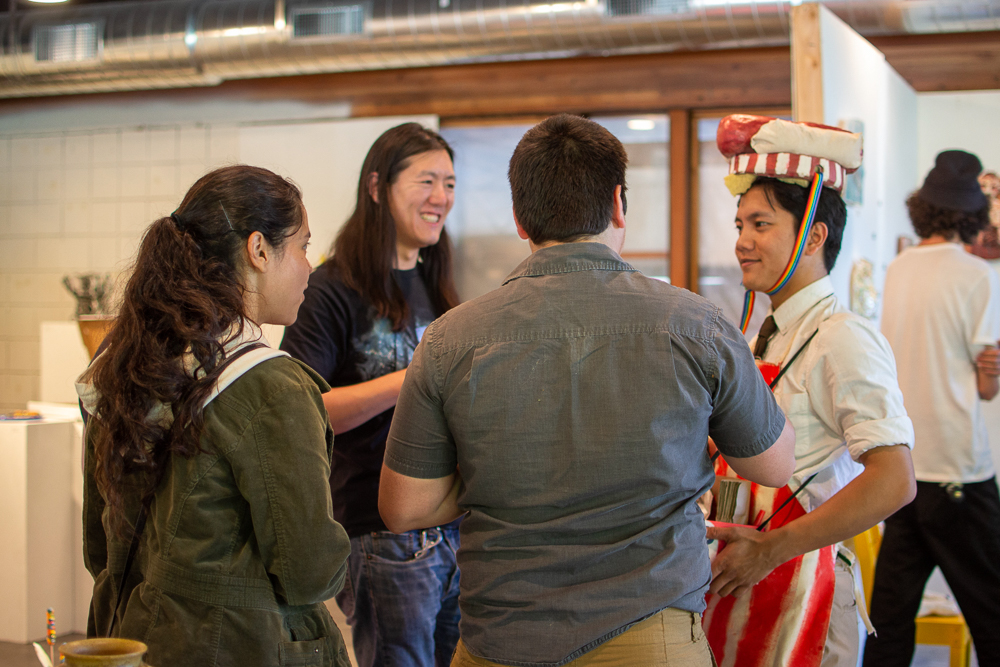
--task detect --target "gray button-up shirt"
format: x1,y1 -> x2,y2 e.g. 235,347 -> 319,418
386,242 -> 784,666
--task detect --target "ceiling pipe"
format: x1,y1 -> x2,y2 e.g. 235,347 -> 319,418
0,0 -> 997,99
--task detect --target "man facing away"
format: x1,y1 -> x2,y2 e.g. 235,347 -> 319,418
377,114 -> 796,666
705,115 -> 916,667
864,150 -> 1000,666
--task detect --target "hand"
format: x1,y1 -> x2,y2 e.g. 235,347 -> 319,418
976,346 -> 1000,377
706,524 -> 785,598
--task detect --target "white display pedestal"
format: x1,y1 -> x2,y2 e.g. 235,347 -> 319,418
0,419 -> 77,643
27,403 -> 93,640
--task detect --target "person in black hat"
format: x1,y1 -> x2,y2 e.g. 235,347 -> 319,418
865,150 -> 1000,666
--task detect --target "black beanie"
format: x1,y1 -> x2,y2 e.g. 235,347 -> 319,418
917,150 -> 988,212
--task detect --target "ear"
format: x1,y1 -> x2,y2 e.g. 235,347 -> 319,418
245,231 -> 270,273
804,220 -> 829,257
368,172 -> 380,204
513,208 -> 530,241
610,185 -> 626,230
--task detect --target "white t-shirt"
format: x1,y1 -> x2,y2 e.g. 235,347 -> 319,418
881,242 -> 1000,483
751,276 -> 914,512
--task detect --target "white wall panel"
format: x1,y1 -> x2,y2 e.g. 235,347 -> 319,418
818,5 -> 918,312
918,91 -> 1000,177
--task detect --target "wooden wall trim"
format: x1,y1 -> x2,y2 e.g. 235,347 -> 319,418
791,4 -> 824,123
2,29 -> 997,120
0,29 -> 997,120
669,109 -> 692,290
0,48 -> 793,119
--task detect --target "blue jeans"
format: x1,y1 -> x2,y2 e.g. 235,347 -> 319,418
336,525 -> 461,667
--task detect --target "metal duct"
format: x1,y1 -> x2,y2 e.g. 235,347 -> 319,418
0,0 -> 997,98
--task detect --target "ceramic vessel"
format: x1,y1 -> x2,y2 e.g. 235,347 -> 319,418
60,638 -> 148,667
77,316 -> 115,358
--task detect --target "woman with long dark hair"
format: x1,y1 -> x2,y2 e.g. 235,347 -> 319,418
77,165 -> 352,667
280,123 -> 461,667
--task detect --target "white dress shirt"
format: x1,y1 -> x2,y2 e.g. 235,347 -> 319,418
751,276 -> 914,511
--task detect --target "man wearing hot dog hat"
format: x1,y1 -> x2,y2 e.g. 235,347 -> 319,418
864,150 -> 1000,667
704,115 -> 916,667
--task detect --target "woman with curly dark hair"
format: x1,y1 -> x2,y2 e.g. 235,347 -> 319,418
76,165 -> 352,667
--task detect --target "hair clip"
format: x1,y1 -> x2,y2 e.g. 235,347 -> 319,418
220,203 -> 236,232
170,211 -> 186,232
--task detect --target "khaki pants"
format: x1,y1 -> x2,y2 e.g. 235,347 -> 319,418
821,558 -> 861,667
451,608 -> 717,667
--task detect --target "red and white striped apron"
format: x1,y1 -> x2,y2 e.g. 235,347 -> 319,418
702,459 -> 837,667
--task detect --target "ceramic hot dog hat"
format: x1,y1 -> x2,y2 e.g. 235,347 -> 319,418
717,114 -> 863,196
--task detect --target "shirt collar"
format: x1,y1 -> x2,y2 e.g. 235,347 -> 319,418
502,242 -> 636,285
771,275 -> 835,333
907,241 -> 964,254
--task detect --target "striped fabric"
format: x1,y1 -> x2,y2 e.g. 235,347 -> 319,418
703,459 -> 837,667
728,153 -> 848,193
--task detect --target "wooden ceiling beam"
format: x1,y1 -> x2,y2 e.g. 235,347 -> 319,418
871,31 -> 1000,92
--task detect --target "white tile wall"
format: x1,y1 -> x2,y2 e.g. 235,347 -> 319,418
0,123 -> 229,411
64,201 -> 92,234
0,112 -> 435,411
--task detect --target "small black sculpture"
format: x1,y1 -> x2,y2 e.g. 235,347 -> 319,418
62,273 -> 111,318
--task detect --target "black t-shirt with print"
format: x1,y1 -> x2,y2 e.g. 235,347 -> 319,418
280,261 -> 436,537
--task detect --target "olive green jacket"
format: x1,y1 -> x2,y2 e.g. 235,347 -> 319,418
83,357 -> 352,667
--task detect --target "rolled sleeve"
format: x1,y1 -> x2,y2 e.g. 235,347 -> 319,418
385,324 -> 458,479
843,415 -> 915,460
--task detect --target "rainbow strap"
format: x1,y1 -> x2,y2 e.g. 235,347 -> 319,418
46,608 -> 55,646
739,167 -> 825,334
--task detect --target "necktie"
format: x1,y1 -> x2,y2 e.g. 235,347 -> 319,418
753,315 -> 778,359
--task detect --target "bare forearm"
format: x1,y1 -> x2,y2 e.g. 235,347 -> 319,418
322,369 -> 407,434
379,466 -> 463,533
978,367 -> 999,401
388,476 -> 462,533
975,346 -> 1000,401
765,445 -> 915,563
721,416 -> 796,488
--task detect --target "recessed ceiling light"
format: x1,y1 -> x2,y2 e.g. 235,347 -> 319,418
27,0 -> 71,4
627,119 -> 656,131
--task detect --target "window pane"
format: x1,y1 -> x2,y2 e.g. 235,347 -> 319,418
442,115 -> 671,302
440,123 -> 535,302
592,115 -> 670,281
